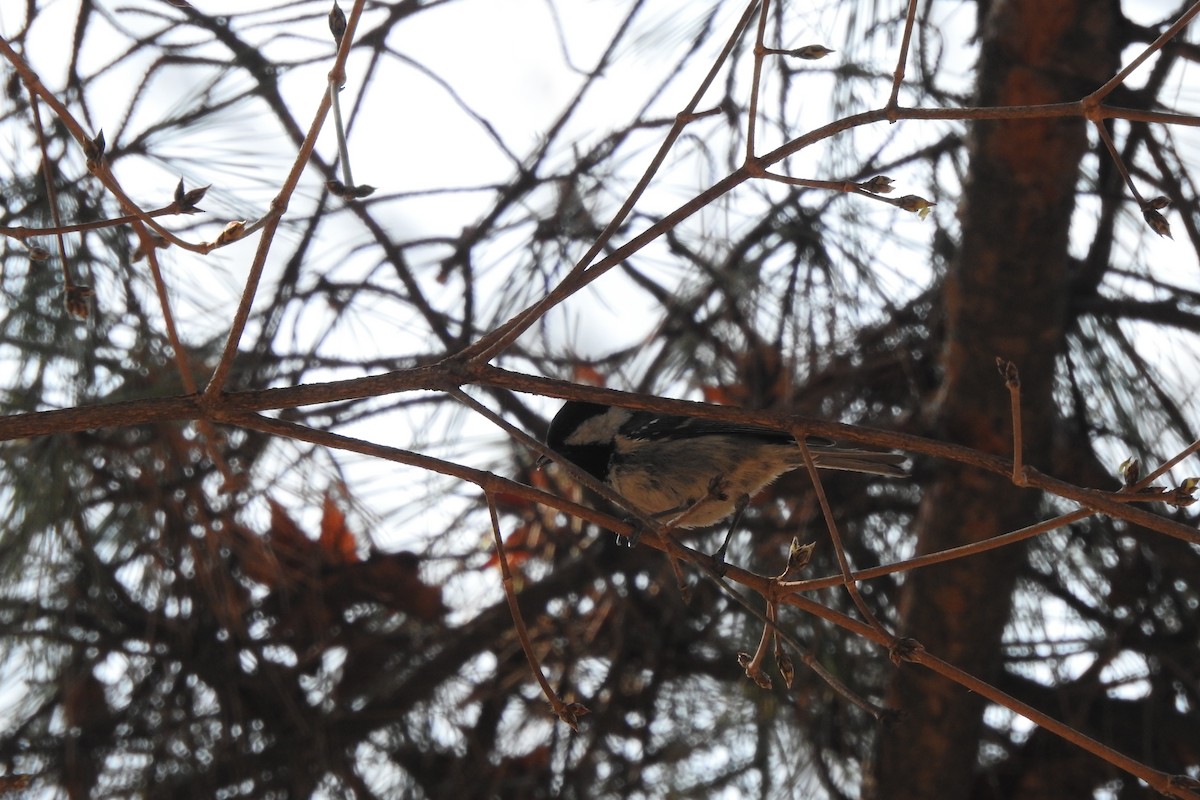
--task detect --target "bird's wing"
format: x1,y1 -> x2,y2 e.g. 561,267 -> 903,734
624,412 -> 907,476
622,412 -> 798,443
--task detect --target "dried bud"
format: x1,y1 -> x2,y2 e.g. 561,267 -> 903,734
995,357 -> 1019,388
861,175 -> 894,194
83,130 -> 105,169
327,179 -> 376,201
64,285 -> 95,320
1141,206 -> 1172,239
781,538 -> 815,580
896,194 -> 935,219
1171,477 -> 1199,508
1168,492 -> 1196,508
788,44 -> 835,60
173,178 -> 209,213
1119,457 -> 1140,487
555,701 -> 590,731
329,2 -> 347,43
737,653 -> 773,689
215,220 -> 247,246
775,649 -> 795,689
1147,195 -> 1170,210
888,636 -> 924,665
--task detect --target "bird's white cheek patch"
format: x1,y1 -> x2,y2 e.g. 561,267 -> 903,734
565,408 -> 631,446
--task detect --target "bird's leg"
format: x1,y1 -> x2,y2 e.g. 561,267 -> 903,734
617,520 -> 644,548
710,493 -> 750,576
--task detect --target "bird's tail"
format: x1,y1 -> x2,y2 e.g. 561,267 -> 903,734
803,439 -> 909,478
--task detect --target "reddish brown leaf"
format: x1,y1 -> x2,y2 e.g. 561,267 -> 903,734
571,364 -> 607,386
320,493 -> 360,565
486,524 -> 537,570
352,552 -> 446,621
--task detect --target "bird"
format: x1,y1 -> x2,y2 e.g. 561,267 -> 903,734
543,400 -> 907,564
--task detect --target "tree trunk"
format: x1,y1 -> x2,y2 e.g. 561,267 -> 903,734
872,1 -> 1122,797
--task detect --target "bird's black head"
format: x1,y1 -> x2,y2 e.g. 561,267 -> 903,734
544,400 -> 616,481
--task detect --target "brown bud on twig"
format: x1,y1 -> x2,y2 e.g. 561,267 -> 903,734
326,179 -> 376,201
1119,457 -> 1140,487
1169,477 -> 1198,508
737,652 -> 773,689
555,701 -> 590,731
888,637 -> 924,665
173,178 -> 210,214
896,194 -> 935,219
83,130 -> 105,170
780,538 -> 815,581
329,2 -> 347,43
788,44 -> 835,60
995,357 -> 1019,388
775,649 -> 795,690
1141,205 -> 1172,239
861,175 -> 894,194
64,285 -> 95,320
215,220 -> 247,247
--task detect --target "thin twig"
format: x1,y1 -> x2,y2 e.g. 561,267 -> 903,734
885,0 -> 921,118
25,62 -> 235,490
663,533 -> 886,717
1085,0 -> 1200,106
996,358 -> 1026,485
329,73 -> 353,189
1093,119 -> 1146,205
1,203 -> 195,241
203,0 -> 368,399
762,169 -> 934,213
784,440 -> 1196,594
782,508 -> 1092,594
1140,437 -> 1200,486
739,600 -> 776,688
485,493 -> 587,730
745,0 -> 772,163
139,243 -> 238,487
796,437 -> 890,637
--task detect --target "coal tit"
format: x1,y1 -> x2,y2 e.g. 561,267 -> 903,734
544,400 -> 907,539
